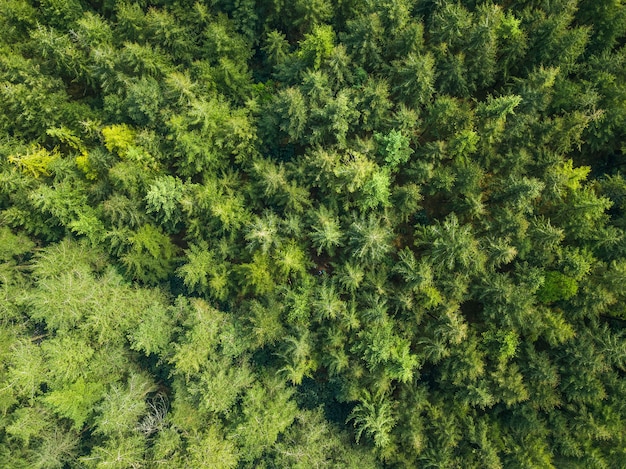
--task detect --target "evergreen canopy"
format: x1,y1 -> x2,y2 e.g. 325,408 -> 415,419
1,0 -> 626,467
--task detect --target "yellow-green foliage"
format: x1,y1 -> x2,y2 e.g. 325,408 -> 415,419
298,24 -> 335,70
45,127 -> 98,179
75,151 -> 98,180
537,271 -> 579,303
8,146 -> 59,178
102,124 -> 136,157
102,124 -> 158,170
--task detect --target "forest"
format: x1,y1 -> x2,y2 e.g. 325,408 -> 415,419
1,0 -> 626,467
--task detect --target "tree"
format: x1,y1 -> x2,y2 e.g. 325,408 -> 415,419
234,375 -> 298,462
275,239 -> 310,279
348,390 -> 396,450
390,53 -> 436,108
270,408 -> 378,468
185,426 -> 239,469
309,205 -> 343,256
2,1 -> 626,466
263,30 -> 290,67
177,242 -> 231,301
416,213 -> 484,275
375,129 -> 413,170
278,330 -> 318,385
349,213 -> 393,263
245,210 -> 282,254
145,175 -> 186,232
237,251 -> 276,295
358,77 -> 393,132
272,87 -> 308,143
119,224 -> 177,284
8,145 -> 60,179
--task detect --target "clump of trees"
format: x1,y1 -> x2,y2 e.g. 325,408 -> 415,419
1,0 -> 626,467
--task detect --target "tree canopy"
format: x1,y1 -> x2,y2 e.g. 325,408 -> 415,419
1,0 -> 626,467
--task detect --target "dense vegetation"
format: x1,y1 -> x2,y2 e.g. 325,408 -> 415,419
1,0 -> 626,467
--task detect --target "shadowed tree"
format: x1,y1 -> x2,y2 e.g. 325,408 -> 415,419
348,390 -> 396,450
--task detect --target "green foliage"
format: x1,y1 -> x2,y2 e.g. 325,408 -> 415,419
234,375 -> 298,461
94,372 -> 155,437
417,213 -> 484,274
537,271 -> 579,303
1,1 -> 626,467
391,52 -> 436,107
43,377 -> 104,430
298,24 -> 335,70
128,299 -> 174,356
348,391 -> 396,449
272,87 -> 308,142
237,251 -> 275,295
0,226 -> 35,261
120,224 -> 177,283
270,408 -> 378,468
177,242 -> 231,300
375,129 -> 413,169
186,427 -> 239,469
263,30 -> 290,67
309,205 -> 343,255
349,213 -> 393,263
278,331 -> 318,385
145,175 -> 185,231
